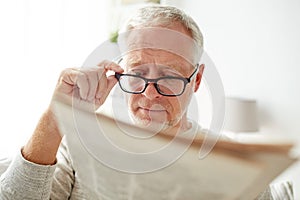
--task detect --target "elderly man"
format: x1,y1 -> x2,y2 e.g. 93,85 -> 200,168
0,5 -> 287,200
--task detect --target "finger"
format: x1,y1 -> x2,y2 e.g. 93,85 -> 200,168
76,72 -> 89,100
82,68 -> 101,101
58,68 -> 82,94
95,70 -> 108,99
98,74 -> 118,99
97,60 -> 124,73
94,75 -> 118,106
59,68 -> 78,86
106,74 -> 119,92
57,68 -> 91,101
95,60 -> 122,99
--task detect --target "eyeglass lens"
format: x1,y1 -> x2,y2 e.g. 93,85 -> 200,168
118,75 -> 185,95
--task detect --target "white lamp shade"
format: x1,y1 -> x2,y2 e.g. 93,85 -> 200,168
224,97 -> 259,132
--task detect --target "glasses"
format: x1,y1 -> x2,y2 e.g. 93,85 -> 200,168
115,64 -> 199,97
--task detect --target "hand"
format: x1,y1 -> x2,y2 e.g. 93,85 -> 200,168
53,60 -> 124,109
22,60 -> 123,165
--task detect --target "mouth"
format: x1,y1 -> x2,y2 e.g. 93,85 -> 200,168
139,107 -> 166,113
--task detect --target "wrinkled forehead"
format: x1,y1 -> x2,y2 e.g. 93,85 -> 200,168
121,49 -> 194,75
117,27 -> 202,66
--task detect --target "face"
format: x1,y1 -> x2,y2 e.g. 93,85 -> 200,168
120,23 -> 203,132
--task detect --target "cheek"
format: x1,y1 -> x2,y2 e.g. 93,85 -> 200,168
175,90 -> 193,113
168,97 -> 185,116
127,94 -> 138,111
127,96 -> 144,121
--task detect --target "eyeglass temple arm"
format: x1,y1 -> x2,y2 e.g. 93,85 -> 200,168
186,63 -> 200,82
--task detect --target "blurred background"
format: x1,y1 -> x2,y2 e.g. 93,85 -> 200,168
0,0 -> 299,198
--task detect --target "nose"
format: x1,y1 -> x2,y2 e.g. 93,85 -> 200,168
143,83 -> 162,100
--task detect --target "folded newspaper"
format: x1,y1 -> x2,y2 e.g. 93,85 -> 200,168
53,99 -> 297,200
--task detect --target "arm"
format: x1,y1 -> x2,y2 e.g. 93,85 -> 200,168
0,150 -> 56,200
0,61 -> 123,199
22,109 -> 62,165
0,110 -> 60,200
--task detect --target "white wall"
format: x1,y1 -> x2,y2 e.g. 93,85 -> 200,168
0,0 -> 110,156
177,0 -> 300,137
163,0 -> 300,197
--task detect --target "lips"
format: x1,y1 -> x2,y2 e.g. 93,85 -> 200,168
139,107 -> 166,112
136,101 -> 170,114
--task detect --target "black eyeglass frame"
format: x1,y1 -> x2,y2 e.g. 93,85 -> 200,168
114,64 -> 199,97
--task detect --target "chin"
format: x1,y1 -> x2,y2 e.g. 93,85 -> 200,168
129,111 -> 171,132
128,110 -> 184,134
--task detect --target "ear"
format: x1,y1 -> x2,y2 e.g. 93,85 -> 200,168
194,64 -> 205,92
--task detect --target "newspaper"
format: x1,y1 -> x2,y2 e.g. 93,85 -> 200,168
53,99 -> 296,200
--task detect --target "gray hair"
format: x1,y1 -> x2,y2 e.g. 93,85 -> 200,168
121,5 -> 203,49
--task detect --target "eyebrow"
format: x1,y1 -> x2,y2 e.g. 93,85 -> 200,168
125,58 -> 184,71
122,56 -> 141,68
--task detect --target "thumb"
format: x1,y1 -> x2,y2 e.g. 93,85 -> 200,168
96,75 -> 118,105
106,75 -> 118,91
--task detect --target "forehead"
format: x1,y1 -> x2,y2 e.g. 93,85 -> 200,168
118,25 -> 201,69
122,49 -> 194,74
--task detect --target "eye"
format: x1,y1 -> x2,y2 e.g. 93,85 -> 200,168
134,71 -> 143,76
